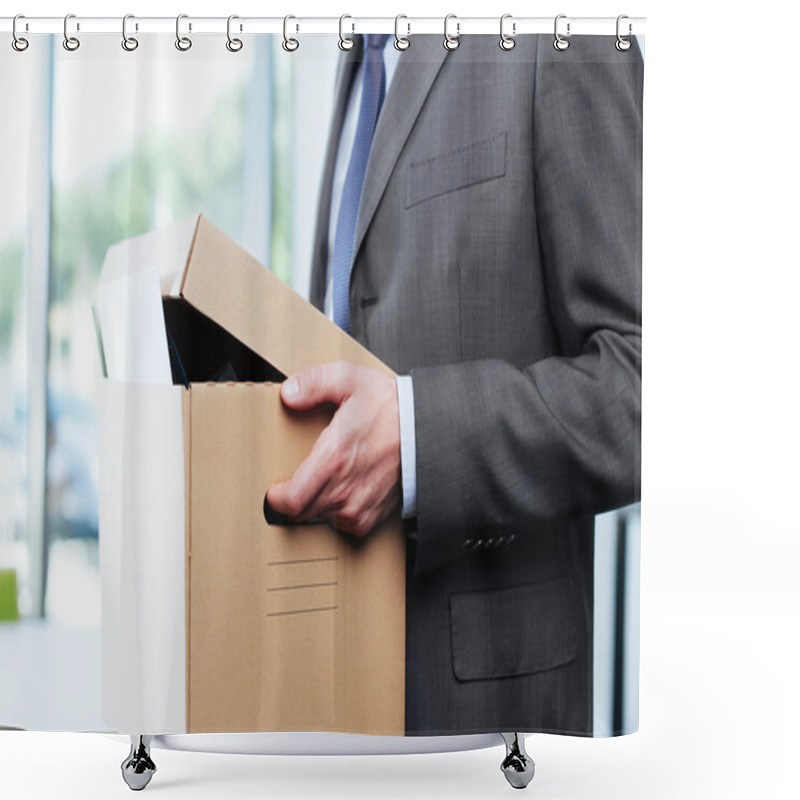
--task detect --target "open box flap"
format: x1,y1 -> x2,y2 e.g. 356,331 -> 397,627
177,215 -> 394,379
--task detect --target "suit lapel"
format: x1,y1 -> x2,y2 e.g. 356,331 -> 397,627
309,43 -> 362,310
352,36 -> 450,262
311,37 -> 450,308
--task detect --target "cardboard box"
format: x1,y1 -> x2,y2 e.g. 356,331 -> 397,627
99,215 -> 406,735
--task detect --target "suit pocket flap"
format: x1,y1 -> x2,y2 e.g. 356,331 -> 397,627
406,132 -> 507,208
450,577 -> 577,681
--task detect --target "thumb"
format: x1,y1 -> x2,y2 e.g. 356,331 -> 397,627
280,362 -> 354,410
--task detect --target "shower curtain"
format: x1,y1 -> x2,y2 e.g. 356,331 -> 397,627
0,24 -> 643,740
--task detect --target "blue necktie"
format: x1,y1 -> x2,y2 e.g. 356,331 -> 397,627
332,34 -> 390,333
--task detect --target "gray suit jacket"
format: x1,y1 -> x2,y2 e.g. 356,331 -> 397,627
310,35 -> 642,735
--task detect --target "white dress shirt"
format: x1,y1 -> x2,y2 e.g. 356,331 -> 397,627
324,37 -> 417,518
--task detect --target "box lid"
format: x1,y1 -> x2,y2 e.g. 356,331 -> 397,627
174,215 -> 393,378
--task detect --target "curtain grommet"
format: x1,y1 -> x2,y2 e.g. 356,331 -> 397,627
443,13 -> 460,51
12,14 -> 29,51
121,14 -> 138,51
226,15 -> 243,52
282,15 -> 299,52
616,14 -> 632,51
499,14 -> 515,51
394,14 -> 410,51
554,14 -> 570,51
338,14 -> 355,51
175,14 -> 192,52
63,14 -> 80,51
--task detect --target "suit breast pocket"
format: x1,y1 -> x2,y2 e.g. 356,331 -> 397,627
405,132 -> 507,209
449,577 -> 578,682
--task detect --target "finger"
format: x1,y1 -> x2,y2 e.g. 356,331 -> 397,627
265,479 -> 296,518
331,482 -> 401,538
327,484 -> 380,538
266,428 -> 337,518
294,482 -> 346,525
267,463 -> 329,519
267,477 -> 329,523
267,475 -> 329,521
280,362 -> 355,410
329,506 -> 372,539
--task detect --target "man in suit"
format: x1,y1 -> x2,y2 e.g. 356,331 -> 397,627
267,33 -> 642,736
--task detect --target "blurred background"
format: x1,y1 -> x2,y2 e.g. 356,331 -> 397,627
1,32 -> 335,730
0,32 -> 639,736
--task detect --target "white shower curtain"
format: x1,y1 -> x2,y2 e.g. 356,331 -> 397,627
0,21 -> 642,741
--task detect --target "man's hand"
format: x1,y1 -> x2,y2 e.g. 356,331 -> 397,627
266,361 -> 401,538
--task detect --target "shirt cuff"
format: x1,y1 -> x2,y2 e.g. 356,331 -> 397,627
396,375 -> 417,518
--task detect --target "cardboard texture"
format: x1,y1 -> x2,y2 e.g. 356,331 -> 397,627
100,215 -> 406,735
187,384 -> 404,734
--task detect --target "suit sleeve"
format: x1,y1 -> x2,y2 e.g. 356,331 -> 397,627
409,37 -> 643,575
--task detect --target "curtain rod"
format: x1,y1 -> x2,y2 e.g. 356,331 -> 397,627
1,16 -> 646,38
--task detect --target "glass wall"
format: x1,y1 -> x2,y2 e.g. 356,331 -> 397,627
0,34 -> 334,729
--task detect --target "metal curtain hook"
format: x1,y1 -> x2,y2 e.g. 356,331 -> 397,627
554,14 -> 570,51
282,15 -> 299,52
226,15 -> 243,52
176,13 -> 192,51
394,14 -> 410,51
122,14 -> 138,51
63,13 -> 80,51
12,14 -> 29,51
443,13 -> 460,51
338,14 -> 354,51
499,14 -> 515,51
616,14 -> 632,51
